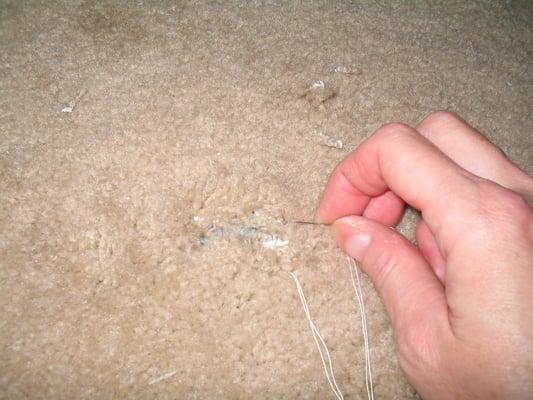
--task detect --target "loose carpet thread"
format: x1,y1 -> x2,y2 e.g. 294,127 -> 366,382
290,272 -> 344,400
348,257 -> 374,400
290,257 -> 374,400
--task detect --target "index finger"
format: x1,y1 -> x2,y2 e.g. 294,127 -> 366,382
316,123 -> 477,241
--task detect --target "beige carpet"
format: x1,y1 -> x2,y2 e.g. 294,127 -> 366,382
1,1 -> 531,398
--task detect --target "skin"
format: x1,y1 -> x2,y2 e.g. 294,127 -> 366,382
315,111 -> 533,400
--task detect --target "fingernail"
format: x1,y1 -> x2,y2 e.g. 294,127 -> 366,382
345,233 -> 371,261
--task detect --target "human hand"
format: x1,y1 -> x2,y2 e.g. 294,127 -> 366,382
315,111 -> 533,399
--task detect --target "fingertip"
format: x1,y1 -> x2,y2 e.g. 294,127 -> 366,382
331,216 -> 370,260
314,205 -> 328,224
314,160 -> 373,224
331,217 -> 350,247
331,215 -> 363,238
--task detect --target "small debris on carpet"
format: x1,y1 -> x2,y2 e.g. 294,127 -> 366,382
301,80 -> 337,107
148,370 -> 177,385
334,66 -> 361,75
316,130 -> 344,149
61,88 -> 87,113
262,236 -> 289,249
192,213 -> 289,251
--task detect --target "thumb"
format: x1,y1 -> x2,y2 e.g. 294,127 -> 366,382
331,216 -> 450,352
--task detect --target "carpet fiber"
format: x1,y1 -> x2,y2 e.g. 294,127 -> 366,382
1,1 -> 532,398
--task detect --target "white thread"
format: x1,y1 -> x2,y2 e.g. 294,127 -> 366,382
290,272 -> 344,400
311,80 -> 325,89
348,257 -> 374,400
262,236 -> 289,249
148,370 -> 177,385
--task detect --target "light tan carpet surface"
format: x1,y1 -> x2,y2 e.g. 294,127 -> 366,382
1,1 -> 532,399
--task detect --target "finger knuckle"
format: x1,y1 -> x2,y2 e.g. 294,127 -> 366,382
375,122 -> 415,141
468,180 -> 533,242
421,110 -> 461,129
476,180 -> 532,219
